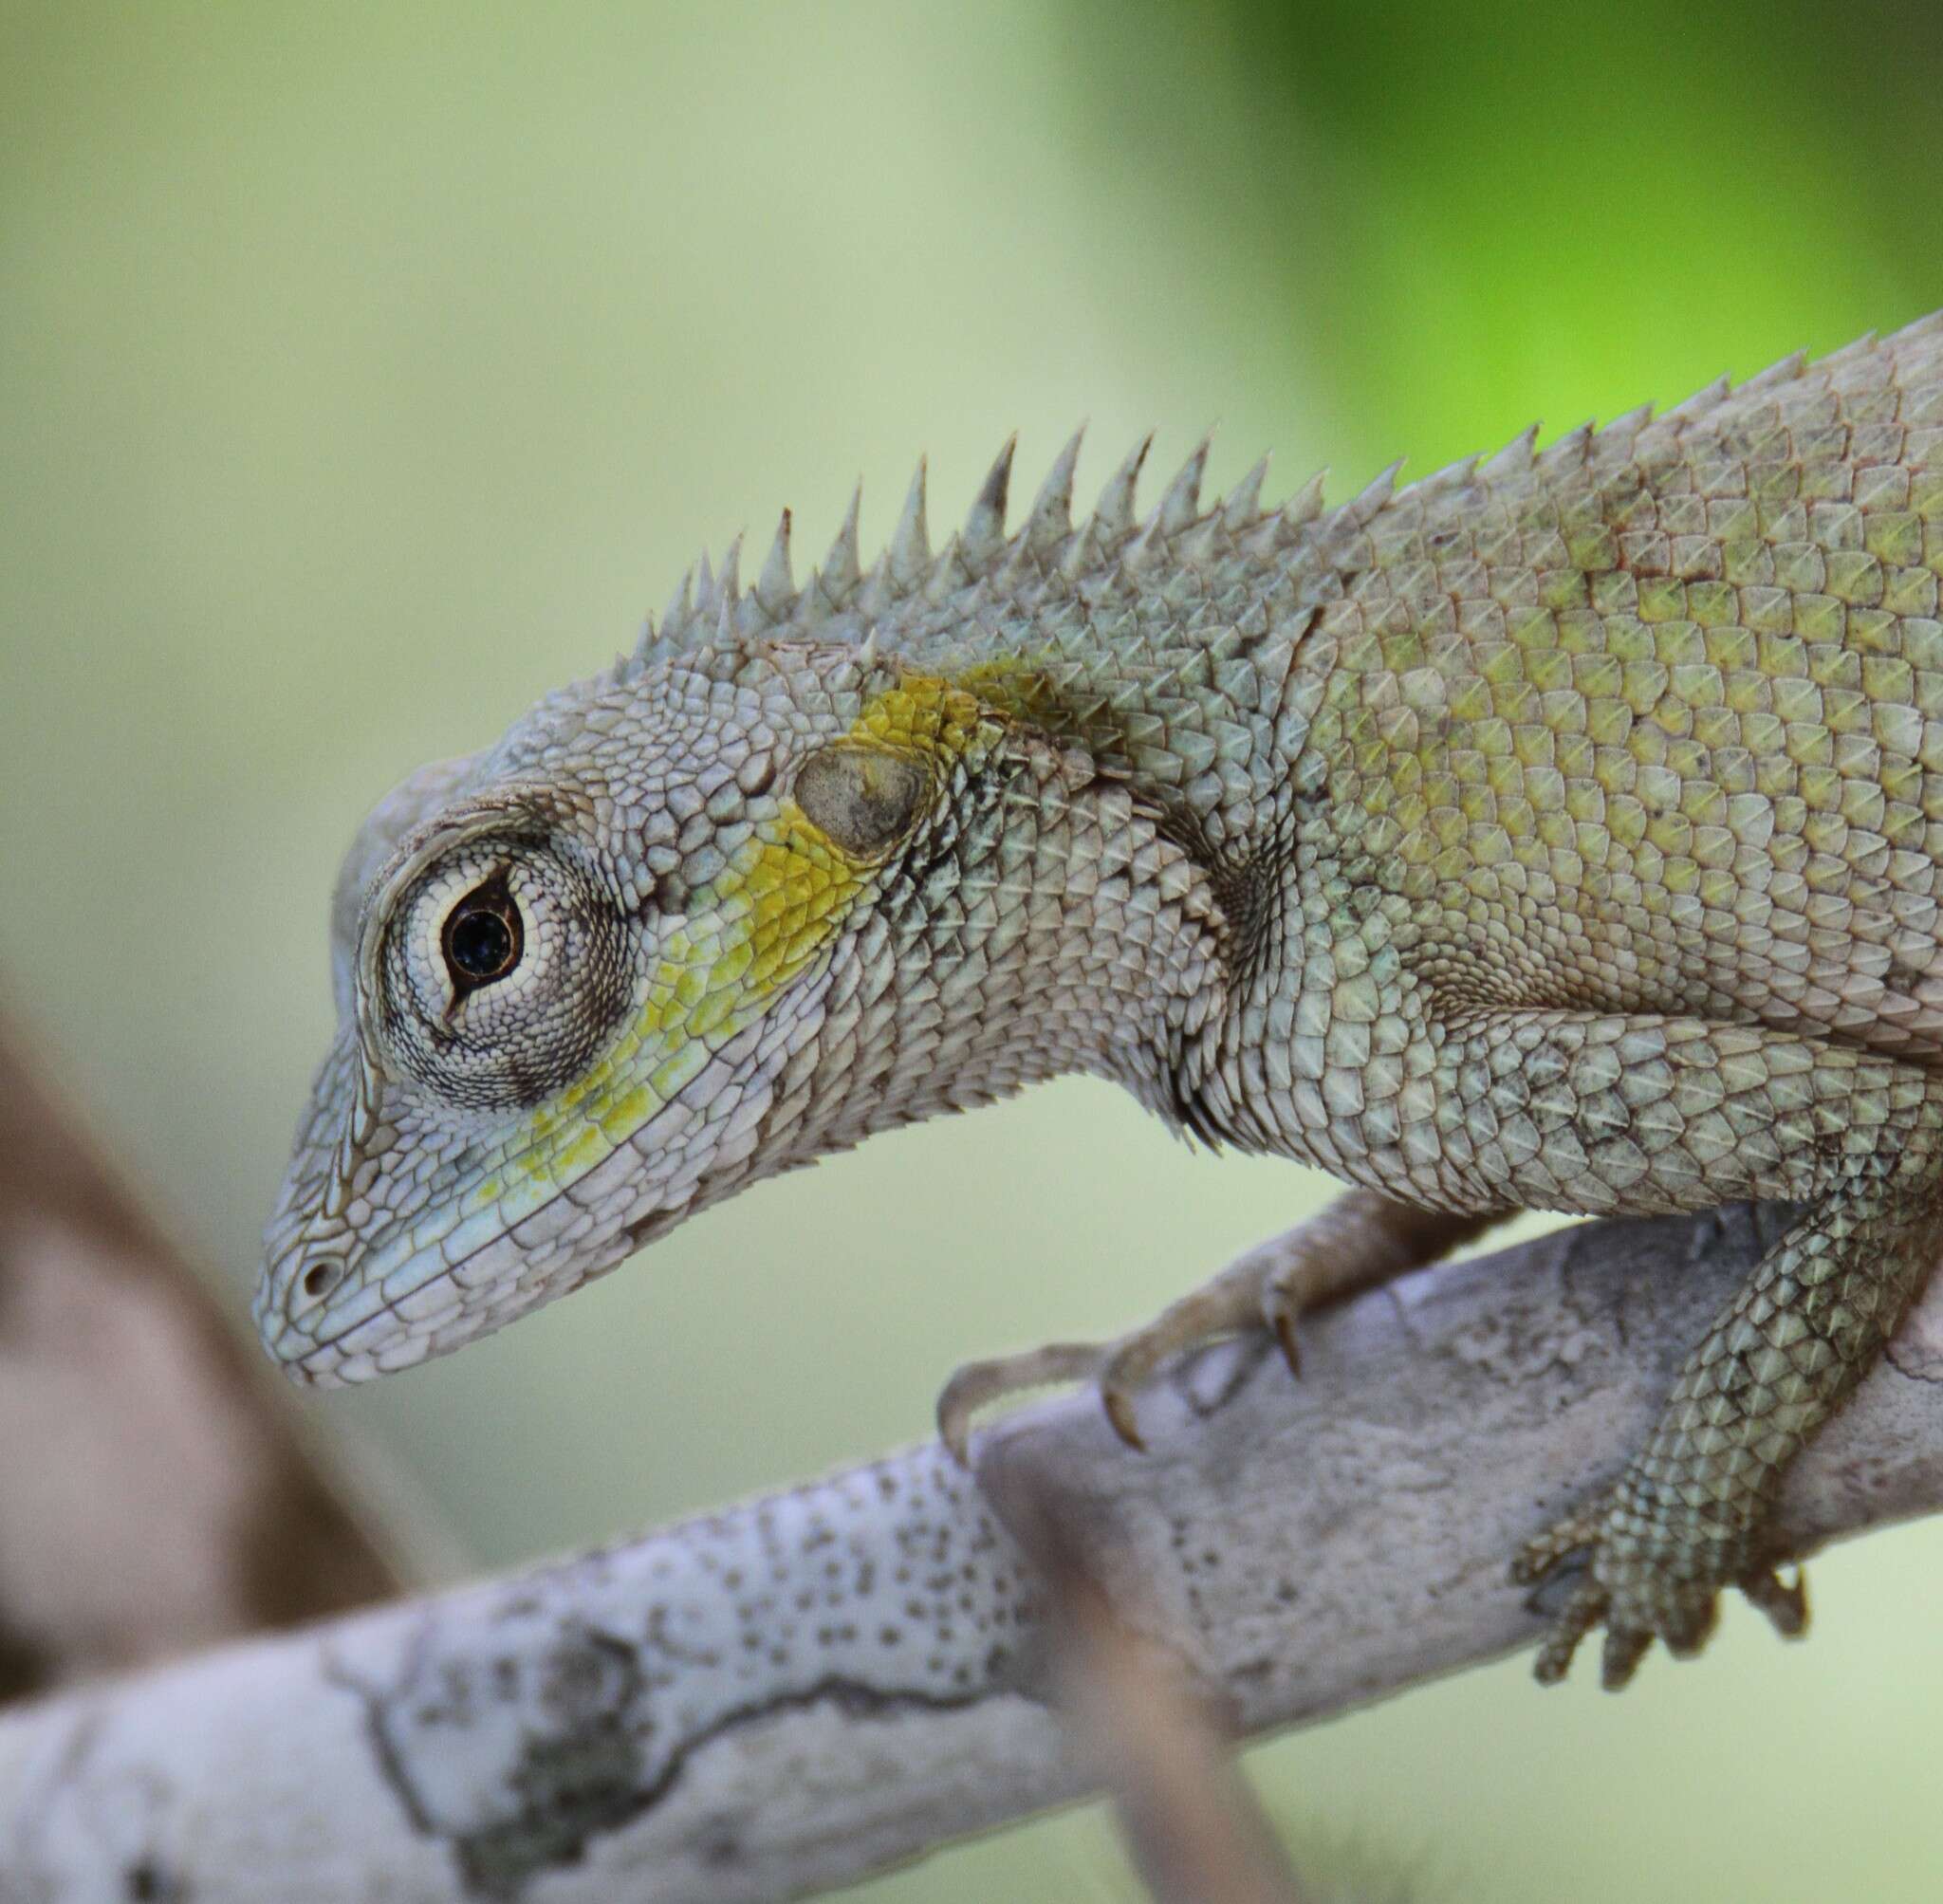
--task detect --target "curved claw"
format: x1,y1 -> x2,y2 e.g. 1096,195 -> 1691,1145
936,1194 -> 1490,1473
1261,1289 -> 1304,1376
1098,1331 -> 1180,1451
1741,1565 -> 1809,1639
1101,1385 -> 1148,1452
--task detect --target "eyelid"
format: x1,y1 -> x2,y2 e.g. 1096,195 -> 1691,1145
352,787 -> 564,1032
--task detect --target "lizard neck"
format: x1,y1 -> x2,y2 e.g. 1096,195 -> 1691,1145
837,536 -> 1342,1151
808,740 -> 1237,1155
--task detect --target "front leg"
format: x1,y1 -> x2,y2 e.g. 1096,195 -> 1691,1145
937,1189 -> 1503,1460
1514,1185 -> 1943,1685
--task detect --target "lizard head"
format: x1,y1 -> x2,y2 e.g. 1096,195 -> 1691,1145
257,443 -> 1245,1384
256,636 -> 1043,1383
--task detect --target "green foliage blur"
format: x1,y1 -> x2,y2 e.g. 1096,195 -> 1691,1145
3,4 -> 1939,1898
1085,0 -> 1943,456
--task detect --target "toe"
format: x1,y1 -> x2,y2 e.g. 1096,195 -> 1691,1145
1659,1590 -> 1720,1659
935,1371 -> 981,1467
1511,1507 -> 1604,1586
935,1341 -> 1110,1464
1533,1581 -> 1606,1684
1600,1624 -> 1654,1689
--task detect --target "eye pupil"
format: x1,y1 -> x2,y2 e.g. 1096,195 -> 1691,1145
441,879 -> 524,990
451,911 -> 513,977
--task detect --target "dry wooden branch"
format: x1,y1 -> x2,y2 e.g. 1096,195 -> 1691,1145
1,1202 -> 1938,1901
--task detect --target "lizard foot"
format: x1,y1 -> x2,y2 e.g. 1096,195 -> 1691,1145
936,1258 -> 1268,1465
1511,1495 -> 1808,1689
937,1192 -> 1506,1464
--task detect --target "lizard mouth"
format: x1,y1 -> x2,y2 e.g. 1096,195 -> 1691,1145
258,976 -> 798,1383
259,1219 -> 589,1387
256,1148 -> 696,1386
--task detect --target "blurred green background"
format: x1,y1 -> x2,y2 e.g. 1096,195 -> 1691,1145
6,3 -> 1942,1896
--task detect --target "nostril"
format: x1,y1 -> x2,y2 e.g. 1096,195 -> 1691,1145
301,1257 -> 346,1302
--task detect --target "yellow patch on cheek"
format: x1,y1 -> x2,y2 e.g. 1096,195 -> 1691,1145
474,807 -> 863,1207
472,671 -> 1008,1211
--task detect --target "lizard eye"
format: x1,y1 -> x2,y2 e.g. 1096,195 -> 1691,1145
370,829 -> 636,1110
442,879 -> 524,991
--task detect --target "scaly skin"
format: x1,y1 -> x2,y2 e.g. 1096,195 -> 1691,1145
260,313 -> 1943,1685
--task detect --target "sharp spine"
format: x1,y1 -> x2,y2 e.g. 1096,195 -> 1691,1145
1022,429 -> 1084,554
1417,453 -> 1479,497
1538,422 -> 1593,471
924,531 -> 972,601
1282,469 -> 1326,531
662,567 -> 694,633
1177,512 -> 1226,565
755,509 -> 794,615
1221,455 -> 1270,528
1155,434 -> 1212,534
963,435 -> 1015,564
1093,434 -> 1152,539
888,459 -> 930,583
821,484 -> 863,605
1482,425 -> 1538,480
1341,458 -> 1401,527
1820,329 -> 1878,367
1739,347 -> 1806,395
1662,374 -> 1730,424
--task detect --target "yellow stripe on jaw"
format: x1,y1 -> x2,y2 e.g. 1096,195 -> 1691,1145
464,671 -> 1010,1216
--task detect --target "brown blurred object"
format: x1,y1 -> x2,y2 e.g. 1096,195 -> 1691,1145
0,1008 -> 402,1702
1022,1490 -> 1305,1904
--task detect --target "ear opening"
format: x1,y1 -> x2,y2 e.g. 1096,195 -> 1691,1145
791,744 -> 931,858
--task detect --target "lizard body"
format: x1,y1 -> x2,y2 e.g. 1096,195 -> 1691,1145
260,314 -> 1943,1683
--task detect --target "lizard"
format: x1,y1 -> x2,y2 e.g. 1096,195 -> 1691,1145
257,313 -> 1943,1688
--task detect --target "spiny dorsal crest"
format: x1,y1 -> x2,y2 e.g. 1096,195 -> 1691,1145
628,430 -> 1321,675
622,322 -> 1916,679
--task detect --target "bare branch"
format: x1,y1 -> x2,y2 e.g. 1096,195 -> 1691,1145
1,1203 -> 1939,1901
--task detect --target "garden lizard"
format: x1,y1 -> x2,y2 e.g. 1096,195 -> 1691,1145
259,314 -> 1943,1687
